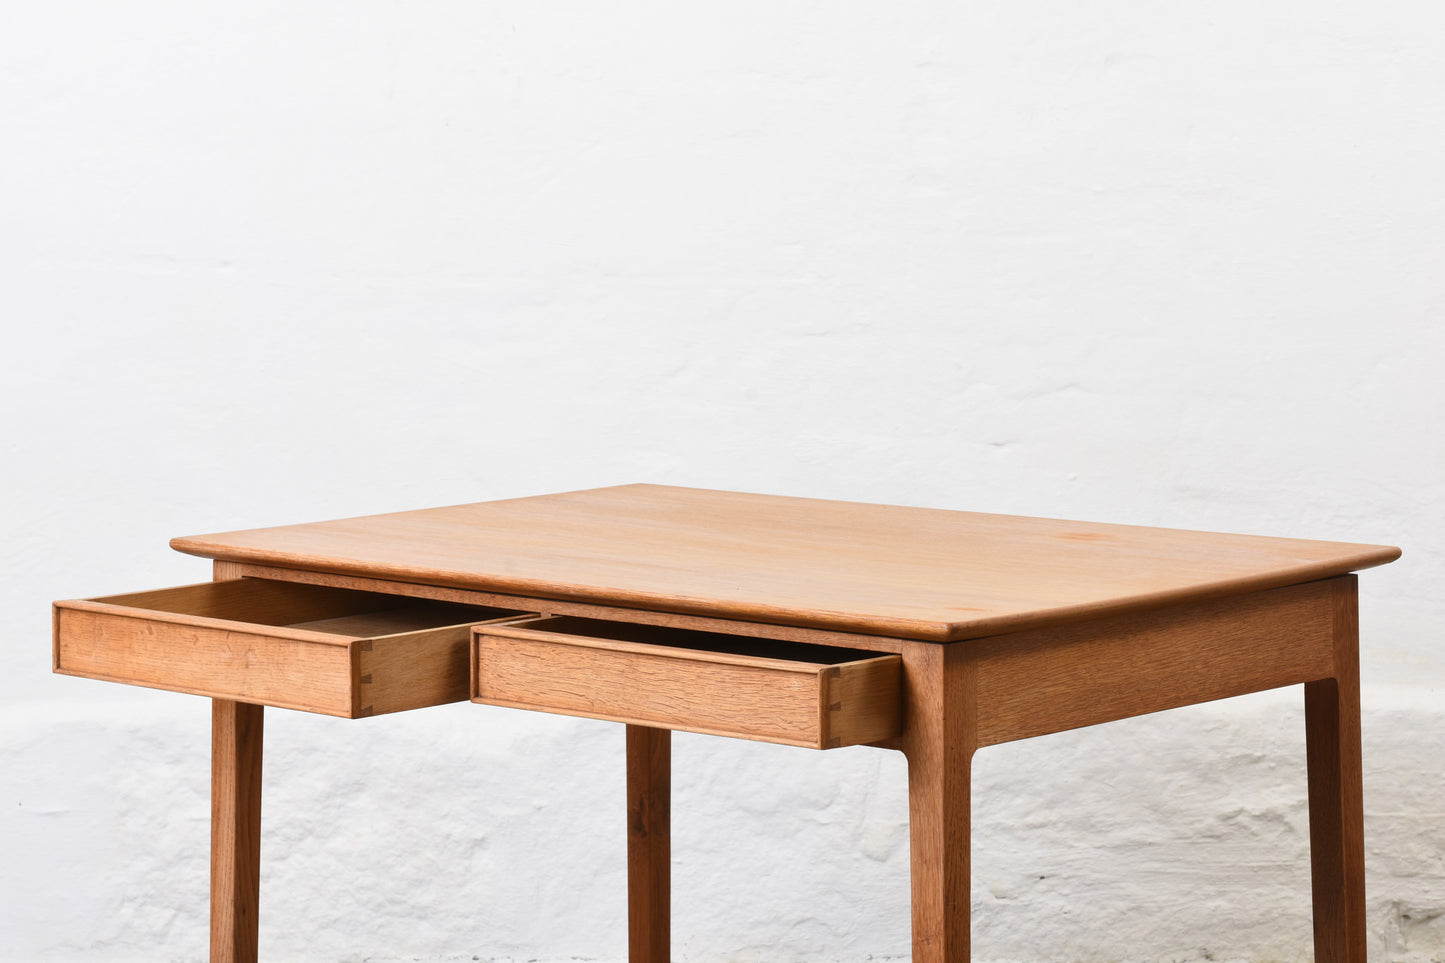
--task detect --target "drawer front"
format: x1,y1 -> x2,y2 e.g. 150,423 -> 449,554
54,579 -> 532,717
471,617 -> 901,748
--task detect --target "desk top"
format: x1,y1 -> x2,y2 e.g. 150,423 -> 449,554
171,484 -> 1399,641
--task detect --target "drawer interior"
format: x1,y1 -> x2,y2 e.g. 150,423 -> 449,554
95,579 -> 511,638
510,615 -> 890,665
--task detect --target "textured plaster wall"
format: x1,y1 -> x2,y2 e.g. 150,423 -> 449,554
1,1 -> 1442,961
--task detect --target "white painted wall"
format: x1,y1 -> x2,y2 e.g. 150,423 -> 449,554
2,1 -> 1441,960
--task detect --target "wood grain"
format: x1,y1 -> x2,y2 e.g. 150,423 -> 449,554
170,485 -> 1400,642
211,560 -> 908,652
627,726 -> 670,963
54,580 -> 530,716
902,641 -> 975,963
57,604 -> 355,715
291,602 -> 498,636
353,621 -> 515,717
823,655 -> 903,750
86,577 -> 399,627
211,698 -> 262,963
970,578 -> 1340,747
471,617 -> 901,748
1306,576 -> 1367,963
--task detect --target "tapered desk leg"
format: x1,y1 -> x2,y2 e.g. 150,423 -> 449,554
901,643 -> 975,963
211,699 -> 263,963
627,725 -> 670,963
1305,579 -> 1366,963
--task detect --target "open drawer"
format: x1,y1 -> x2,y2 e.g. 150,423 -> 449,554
54,579 -> 533,717
471,616 -> 902,748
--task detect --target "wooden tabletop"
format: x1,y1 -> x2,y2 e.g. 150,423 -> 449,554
170,484 -> 1400,642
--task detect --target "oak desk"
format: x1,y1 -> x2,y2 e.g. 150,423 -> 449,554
53,485 -> 1400,962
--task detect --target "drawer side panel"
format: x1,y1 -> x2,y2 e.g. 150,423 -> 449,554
355,625 -> 473,717
822,656 -> 903,747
